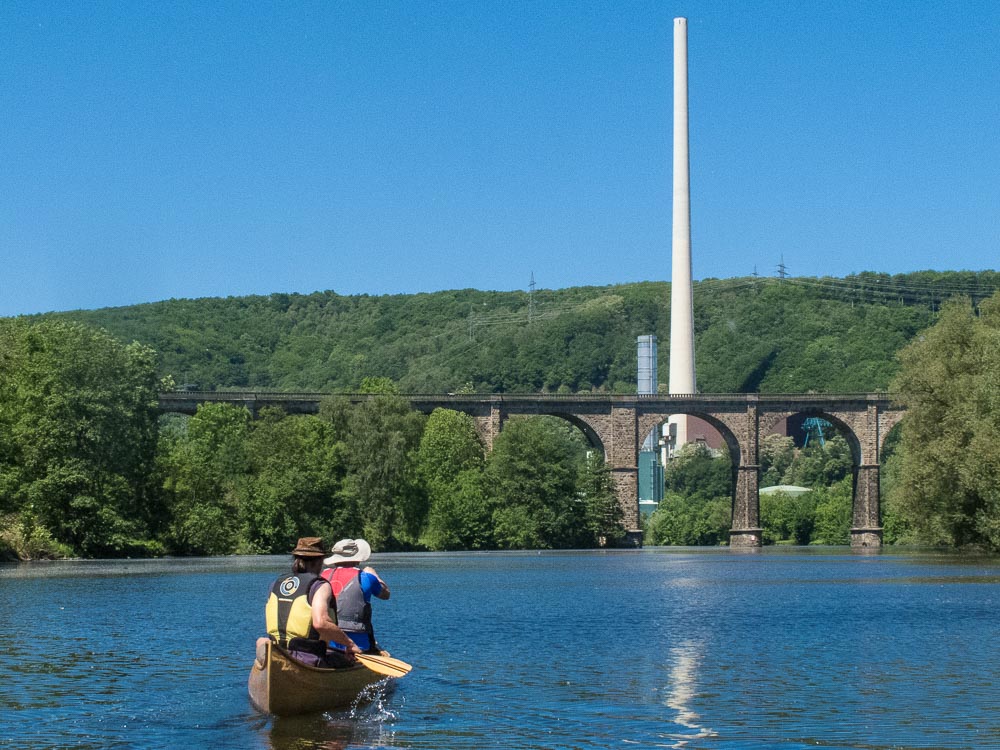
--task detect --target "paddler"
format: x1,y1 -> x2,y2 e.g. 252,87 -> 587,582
321,538 -> 391,655
259,537 -> 362,668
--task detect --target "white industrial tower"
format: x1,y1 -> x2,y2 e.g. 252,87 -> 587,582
665,16 -> 696,461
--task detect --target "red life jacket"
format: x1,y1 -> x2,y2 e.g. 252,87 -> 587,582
321,566 -> 369,634
322,566 -> 359,597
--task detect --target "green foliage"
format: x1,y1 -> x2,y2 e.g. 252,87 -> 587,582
153,399 -> 626,554
759,434 -> 858,544
51,272 -> 994,395
359,377 -> 399,395
158,403 -> 250,554
579,451 -> 625,546
760,434 -> 795,487
416,409 -> 490,550
415,409 -> 485,488
761,491 -> 816,545
420,468 -> 491,551
890,294 -> 1000,550
648,437 -> 856,546
644,446 -> 730,546
157,404 -> 356,555
663,443 -> 732,503
241,407 -> 348,553
646,496 -> 731,546
646,444 -> 733,546
810,478 -> 853,545
695,279 -> 937,393
8,273 -> 1000,555
0,510 -> 75,561
319,394 -> 427,549
0,319 -> 161,557
483,417 -> 590,549
782,437 -> 853,487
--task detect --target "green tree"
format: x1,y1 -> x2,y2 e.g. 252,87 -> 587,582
890,295 -> 1000,549
646,496 -> 730,546
359,376 -> 399,395
320,394 -> 427,549
579,451 -> 625,546
810,478 -> 853,545
241,408 -> 349,553
483,417 -> 589,549
415,409 -> 484,488
663,443 -> 732,502
415,409 -> 490,550
421,468 -> 491,551
760,434 -> 795,487
158,402 -> 250,554
0,320 -> 161,557
783,435 -> 853,487
760,490 -> 816,545
55,270 -> 977,395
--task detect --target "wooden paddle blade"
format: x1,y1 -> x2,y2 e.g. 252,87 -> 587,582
356,653 -> 412,678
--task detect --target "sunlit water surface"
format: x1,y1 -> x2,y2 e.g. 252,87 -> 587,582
1,548 -> 998,749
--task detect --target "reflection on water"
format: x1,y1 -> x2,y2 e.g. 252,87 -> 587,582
2,549 -> 999,749
664,640 -> 716,747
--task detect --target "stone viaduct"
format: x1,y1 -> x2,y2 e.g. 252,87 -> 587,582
159,391 -> 905,549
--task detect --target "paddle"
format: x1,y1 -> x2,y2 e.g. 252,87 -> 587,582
356,653 -> 412,678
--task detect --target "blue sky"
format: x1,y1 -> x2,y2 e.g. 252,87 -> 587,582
2,1 -> 998,316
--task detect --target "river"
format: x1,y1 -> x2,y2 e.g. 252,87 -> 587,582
1,548 -> 998,749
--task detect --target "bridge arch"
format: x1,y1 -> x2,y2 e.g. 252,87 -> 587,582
537,413 -> 606,456
636,409 -> 742,528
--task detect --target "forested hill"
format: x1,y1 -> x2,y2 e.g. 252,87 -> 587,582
44,270 -> 1000,394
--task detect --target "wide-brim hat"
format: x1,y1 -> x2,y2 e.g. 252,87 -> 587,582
324,538 -> 371,565
291,537 -> 327,557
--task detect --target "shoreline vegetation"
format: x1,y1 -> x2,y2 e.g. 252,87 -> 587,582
3,272 -> 1000,559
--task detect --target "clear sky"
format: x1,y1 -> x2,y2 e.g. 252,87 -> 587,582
2,1 -> 998,317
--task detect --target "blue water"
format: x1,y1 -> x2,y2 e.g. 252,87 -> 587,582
1,548 -> 998,749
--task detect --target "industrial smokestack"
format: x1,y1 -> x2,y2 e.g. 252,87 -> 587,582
667,16 -> 695,453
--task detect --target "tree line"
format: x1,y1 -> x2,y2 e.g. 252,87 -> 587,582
0,321 -> 621,559
51,272 -> 1000,396
4,278 -> 1000,557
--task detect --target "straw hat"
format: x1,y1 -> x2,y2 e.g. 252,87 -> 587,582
290,537 -> 327,557
324,538 -> 372,565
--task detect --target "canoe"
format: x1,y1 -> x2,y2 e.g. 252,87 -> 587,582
248,641 -> 388,716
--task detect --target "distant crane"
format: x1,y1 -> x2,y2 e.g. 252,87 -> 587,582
802,417 -> 829,448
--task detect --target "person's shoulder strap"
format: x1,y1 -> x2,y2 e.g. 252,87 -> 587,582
305,573 -> 328,604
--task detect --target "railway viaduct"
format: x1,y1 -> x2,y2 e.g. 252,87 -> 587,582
159,391 -> 905,549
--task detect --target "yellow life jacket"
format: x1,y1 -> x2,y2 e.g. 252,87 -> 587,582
266,572 -> 326,649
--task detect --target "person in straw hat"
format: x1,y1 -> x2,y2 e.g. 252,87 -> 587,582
321,538 -> 391,655
258,537 -> 362,669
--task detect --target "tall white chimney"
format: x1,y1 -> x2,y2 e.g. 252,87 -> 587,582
667,16 -> 695,455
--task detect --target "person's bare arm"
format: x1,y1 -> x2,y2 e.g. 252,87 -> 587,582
311,582 -> 361,652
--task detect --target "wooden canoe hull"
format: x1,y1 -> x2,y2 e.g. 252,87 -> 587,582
248,642 -> 387,716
